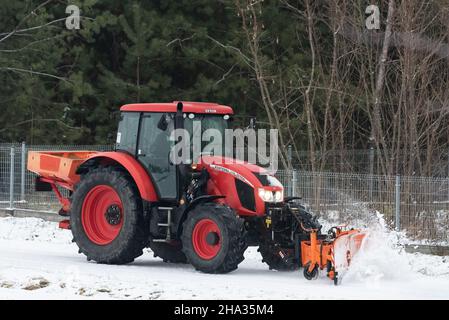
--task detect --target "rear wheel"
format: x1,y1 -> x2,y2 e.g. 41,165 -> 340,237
70,167 -> 148,264
149,241 -> 187,263
181,203 -> 247,274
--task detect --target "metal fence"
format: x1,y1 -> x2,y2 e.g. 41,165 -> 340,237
286,147 -> 449,177
1,143 -> 448,244
278,170 -> 449,243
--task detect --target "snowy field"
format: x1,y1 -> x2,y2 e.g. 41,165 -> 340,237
0,216 -> 448,300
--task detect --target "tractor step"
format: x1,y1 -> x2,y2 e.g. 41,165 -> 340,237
152,207 -> 174,243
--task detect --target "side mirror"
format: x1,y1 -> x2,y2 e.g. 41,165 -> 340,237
157,114 -> 169,131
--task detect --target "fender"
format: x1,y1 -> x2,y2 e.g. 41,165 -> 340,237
176,195 -> 225,237
76,152 -> 158,202
186,195 -> 225,212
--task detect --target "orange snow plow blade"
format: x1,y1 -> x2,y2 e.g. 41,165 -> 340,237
300,227 -> 367,285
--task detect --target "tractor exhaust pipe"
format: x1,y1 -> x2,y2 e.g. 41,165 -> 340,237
175,102 -> 184,130
174,102 -> 188,201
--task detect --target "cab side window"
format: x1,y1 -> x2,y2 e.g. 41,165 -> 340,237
116,112 -> 140,155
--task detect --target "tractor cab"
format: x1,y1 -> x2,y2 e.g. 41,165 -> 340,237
116,102 -> 233,201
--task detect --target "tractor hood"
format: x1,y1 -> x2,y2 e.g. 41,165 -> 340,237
197,156 -> 283,216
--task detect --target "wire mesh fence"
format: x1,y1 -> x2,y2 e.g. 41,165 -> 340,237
290,148 -> 449,177
278,170 -> 449,243
0,143 -> 448,243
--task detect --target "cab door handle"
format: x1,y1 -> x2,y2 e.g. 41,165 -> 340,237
137,149 -> 146,157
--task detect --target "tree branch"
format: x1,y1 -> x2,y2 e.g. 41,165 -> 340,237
0,119 -> 82,133
0,67 -> 69,82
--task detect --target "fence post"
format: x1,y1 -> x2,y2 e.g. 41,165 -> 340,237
292,169 -> 298,198
288,145 -> 293,197
447,148 -> 449,201
369,147 -> 374,200
7,147 -> 15,214
21,142 -> 26,202
395,175 -> 401,231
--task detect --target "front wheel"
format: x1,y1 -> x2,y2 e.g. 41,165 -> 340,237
181,203 -> 247,274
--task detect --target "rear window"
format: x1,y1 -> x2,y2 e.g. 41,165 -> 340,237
116,112 -> 140,155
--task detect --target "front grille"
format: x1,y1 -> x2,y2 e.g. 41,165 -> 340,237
235,179 -> 256,212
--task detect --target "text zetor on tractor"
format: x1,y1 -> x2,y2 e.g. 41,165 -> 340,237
28,101 -> 367,284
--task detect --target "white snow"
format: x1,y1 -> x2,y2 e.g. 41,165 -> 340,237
0,216 -> 448,300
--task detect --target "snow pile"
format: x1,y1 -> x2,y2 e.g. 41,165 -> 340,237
317,207 -> 449,287
342,212 -> 413,285
0,216 -> 448,299
0,217 -> 71,244
408,253 -> 449,278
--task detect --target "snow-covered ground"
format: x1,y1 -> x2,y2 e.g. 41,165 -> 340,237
0,216 -> 448,300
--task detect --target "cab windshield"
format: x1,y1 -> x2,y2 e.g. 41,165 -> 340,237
184,114 -> 230,160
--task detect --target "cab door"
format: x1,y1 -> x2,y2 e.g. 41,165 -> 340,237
137,113 -> 178,200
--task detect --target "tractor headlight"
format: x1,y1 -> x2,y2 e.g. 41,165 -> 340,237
258,189 -> 283,203
258,188 -> 274,202
274,190 -> 284,202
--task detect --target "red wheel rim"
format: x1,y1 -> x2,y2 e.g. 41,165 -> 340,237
192,219 -> 222,260
81,185 -> 123,245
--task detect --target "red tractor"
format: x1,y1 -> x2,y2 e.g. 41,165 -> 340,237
28,101 -> 366,283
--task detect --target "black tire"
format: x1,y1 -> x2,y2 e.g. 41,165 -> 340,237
70,167 -> 148,264
258,243 -> 298,271
333,273 -> 339,286
303,262 -> 319,280
181,203 -> 247,274
149,241 -> 187,263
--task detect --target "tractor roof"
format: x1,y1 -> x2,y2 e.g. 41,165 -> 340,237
120,101 -> 234,115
